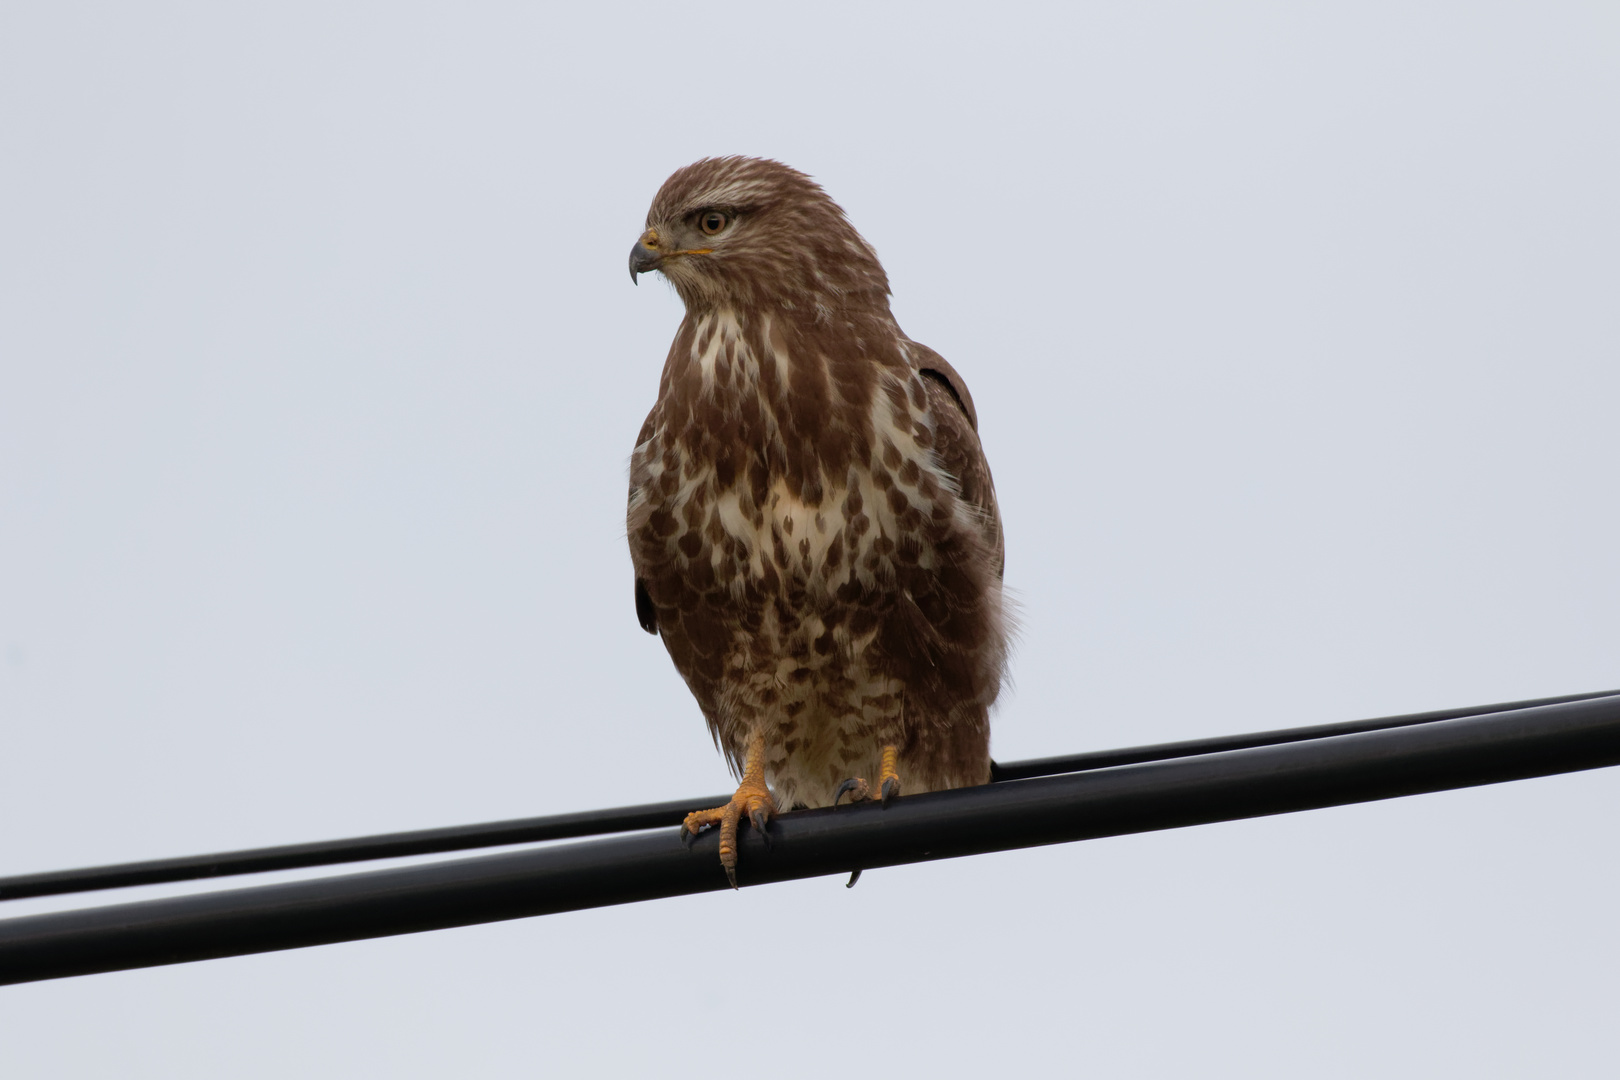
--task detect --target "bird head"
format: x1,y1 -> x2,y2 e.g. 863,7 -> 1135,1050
629,156 -> 890,315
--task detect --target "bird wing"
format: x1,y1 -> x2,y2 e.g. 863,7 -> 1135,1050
910,343 -> 1004,579
629,411 -> 660,635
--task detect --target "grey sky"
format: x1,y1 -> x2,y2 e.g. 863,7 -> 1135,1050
2,3 -> 1617,1076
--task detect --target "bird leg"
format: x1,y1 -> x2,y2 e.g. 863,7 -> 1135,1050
833,744 -> 904,807
681,731 -> 776,889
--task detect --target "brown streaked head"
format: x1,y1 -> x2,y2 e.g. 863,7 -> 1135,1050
628,156 -> 890,313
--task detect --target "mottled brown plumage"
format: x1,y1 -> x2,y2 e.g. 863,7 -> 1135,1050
626,157 -> 1008,876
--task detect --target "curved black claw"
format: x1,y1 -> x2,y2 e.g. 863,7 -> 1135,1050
725,866 -> 738,890
833,777 -> 870,807
845,868 -> 863,889
750,806 -> 773,849
680,824 -> 698,848
880,777 -> 900,806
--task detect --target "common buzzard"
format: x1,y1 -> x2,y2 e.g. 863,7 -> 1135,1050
627,157 -> 1008,886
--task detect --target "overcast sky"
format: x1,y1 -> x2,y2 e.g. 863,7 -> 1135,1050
2,3 -> 1617,1076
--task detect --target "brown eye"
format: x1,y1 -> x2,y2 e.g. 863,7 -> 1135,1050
699,210 -> 730,236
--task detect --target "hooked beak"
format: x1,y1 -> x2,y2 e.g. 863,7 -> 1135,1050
629,229 -> 662,284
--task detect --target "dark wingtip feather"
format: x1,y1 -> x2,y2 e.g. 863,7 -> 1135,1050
634,578 -> 658,635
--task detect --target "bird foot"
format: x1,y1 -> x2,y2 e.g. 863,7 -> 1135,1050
833,745 -> 903,807
681,773 -> 776,889
832,776 -> 871,805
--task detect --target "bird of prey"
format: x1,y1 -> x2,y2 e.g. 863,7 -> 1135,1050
626,157 -> 1008,886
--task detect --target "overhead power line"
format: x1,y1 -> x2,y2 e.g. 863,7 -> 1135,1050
2,687 -> 1611,904
1,691 -> 1617,986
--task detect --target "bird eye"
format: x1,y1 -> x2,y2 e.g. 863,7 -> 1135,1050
699,210 -> 730,236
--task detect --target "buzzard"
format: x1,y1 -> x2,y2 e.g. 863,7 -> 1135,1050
626,157 -> 1008,886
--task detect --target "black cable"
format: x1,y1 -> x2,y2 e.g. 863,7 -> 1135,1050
989,687 -> 1620,779
2,692 -> 1618,985
0,795 -> 732,903
2,687 -> 1614,902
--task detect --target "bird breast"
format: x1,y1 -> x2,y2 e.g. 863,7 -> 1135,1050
633,329 -> 956,616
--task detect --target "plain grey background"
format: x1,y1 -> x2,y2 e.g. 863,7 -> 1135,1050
2,3 -> 1616,1076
